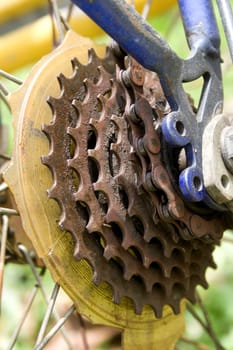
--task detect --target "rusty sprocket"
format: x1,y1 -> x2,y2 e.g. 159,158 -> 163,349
42,49 -> 219,317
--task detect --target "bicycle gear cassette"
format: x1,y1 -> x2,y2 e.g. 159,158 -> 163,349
41,49 -> 220,319
4,30 -> 186,350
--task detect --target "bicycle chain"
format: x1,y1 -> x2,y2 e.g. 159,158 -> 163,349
123,57 -> 226,242
42,48 -> 224,317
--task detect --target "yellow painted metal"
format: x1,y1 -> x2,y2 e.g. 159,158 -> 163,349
0,12 -> 103,72
0,0 -> 176,72
0,0 -> 176,24
4,30 -> 185,349
135,0 -> 176,15
0,0 -> 48,25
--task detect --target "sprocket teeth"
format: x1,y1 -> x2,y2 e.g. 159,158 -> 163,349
163,266 -> 172,279
142,256 -> 151,269
92,181 -> 106,193
103,245 -> 114,261
41,154 -> 50,166
73,245 -> 83,261
97,94 -> 108,109
67,127 -> 82,146
86,217 -> 102,233
57,73 -> 69,90
123,270 -> 135,281
134,301 -> 144,315
83,78 -> 95,92
93,271 -> 102,286
88,48 -> 98,64
209,260 -> 217,269
46,95 -> 59,110
112,291 -> 121,305
41,125 -> 51,142
47,186 -> 60,200
186,292 -> 196,304
71,57 -> 82,70
97,65 -> 111,82
42,120 -> 57,135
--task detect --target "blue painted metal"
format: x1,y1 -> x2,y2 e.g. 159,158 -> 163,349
179,168 -> 204,202
70,0 -> 177,72
178,0 -> 220,55
161,111 -> 190,147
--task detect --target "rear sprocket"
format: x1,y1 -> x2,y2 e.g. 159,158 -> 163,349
42,47 -> 219,317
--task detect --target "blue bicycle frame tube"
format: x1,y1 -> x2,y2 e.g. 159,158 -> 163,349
70,0 -> 220,105
71,0 -> 220,66
70,0 -> 185,109
178,0 -> 220,55
70,0 -> 180,73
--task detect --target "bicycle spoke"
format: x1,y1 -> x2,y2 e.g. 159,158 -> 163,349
66,2 -> 74,22
0,82 -> 9,96
35,283 -> 60,346
0,182 -> 8,192
76,311 -> 90,350
164,9 -> 180,39
35,304 -> 76,350
48,0 -> 66,46
0,70 -> 22,107
179,337 -> 212,349
18,244 -> 51,301
0,90 -> 10,109
0,215 -> 9,310
18,244 -> 73,349
0,70 -> 23,85
187,292 -> 225,350
0,153 -> 11,160
0,207 -> 19,216
142,0 -> 152,20
6,278 -> 42,350
216,0 -> 233,62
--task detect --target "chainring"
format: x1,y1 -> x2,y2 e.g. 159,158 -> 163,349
41,46 -> 222,317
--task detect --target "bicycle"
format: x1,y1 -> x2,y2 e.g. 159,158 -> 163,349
1,1 -> 233,349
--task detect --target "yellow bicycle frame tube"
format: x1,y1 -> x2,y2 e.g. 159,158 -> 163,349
0,0 -> 176,72
0,0 -> 48,25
